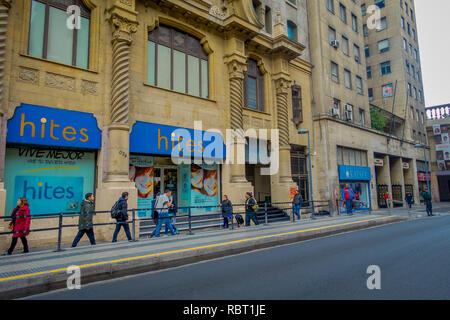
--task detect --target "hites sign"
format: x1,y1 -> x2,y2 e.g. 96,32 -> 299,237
6,103 -> 101,149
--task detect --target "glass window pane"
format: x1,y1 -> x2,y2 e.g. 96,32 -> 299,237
187,55 -> 200,96
201,59 -> 208,98
76,17 -> 90,68
47,7 -> 74,65
157,45 -> 171,89
29,0 -> 45,58
173,50 -> 186,93
247,77 -> 257,110
158,26 -> 171,45
147,41 -> 156,85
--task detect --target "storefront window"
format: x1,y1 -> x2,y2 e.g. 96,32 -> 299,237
339,182 -> 370,212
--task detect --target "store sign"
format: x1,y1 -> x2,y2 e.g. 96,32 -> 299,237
6,103 -> 101,149
374,158 -> 384,167
382,84 -> 393,98
130,122 -> 226,160
338,165 -> 371,181
417,172 -> 430,182
402,162 -> 410,169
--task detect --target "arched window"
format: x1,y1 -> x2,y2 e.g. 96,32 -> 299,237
147,25 -> 209,98
287,20 -> 297,41
244,59 -> 264,112
29,0 -> 91,68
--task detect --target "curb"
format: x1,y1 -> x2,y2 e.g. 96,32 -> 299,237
0,215 -> 406,299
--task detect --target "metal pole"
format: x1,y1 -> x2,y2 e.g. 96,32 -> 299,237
424,146 -> 431,194
188,207 -> 193,235
132,209 -> 136,242
231,209 -> 234,230
55,212 -> 65,252
264,202 -> 268,225
307,131 -> 315,219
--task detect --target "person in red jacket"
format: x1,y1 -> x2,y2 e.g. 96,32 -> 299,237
4,197 -> 31,255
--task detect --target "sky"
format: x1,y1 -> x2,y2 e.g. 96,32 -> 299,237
415,0 -> 450,107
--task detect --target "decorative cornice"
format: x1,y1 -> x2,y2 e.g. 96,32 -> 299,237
0,0 -> 12,9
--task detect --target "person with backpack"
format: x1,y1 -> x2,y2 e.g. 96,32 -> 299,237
153,189 -> 176,238
219,195 -> 233,228
165,191 -> 178,235
3,197 -> 31,255
244,192 -> 259,226
148,192 -> 160,239
112,192 -> 132,242
71,193 -> 96,247
341,184 -> 355,216
292,189 -> 303,220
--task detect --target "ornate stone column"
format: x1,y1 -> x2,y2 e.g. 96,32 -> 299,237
274,76 -> 294,183
106,11 -> 137,182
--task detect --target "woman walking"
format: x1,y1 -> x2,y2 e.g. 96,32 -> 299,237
220,195 -> 233,228
5,197 -> 31,255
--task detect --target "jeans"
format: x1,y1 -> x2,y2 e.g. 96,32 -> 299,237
8,236 -> 29,254
345,199 -> 353,215
112,222 -> 132,242
155,217 -> 175,237
426,203 -> 433,216
293,205 -> 301,220
72,228 -> 96,247
245,212 -> 259,226
223,217 -> 229,228
165,217 -> 177,234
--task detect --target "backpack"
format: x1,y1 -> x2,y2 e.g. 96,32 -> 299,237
344,189 -> 350,200
235,214 -> 244,225
110,200 -> 120,219
252,200 -> 259,211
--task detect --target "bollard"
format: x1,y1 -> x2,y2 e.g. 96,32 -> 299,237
54,212 -> 65,252
132,209 -> 136,242
264,202 -> 268,225
188,207 -> 193,235
329,200 -> 333,217
311,200 -> 316,219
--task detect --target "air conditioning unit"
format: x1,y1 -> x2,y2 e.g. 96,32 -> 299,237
330,40 -> 340,48
355,56 -> 360,63
331,106 -> 339,117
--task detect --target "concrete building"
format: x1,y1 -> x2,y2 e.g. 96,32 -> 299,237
425,104 -> 450,202
0,0 -> 313,251
307,0 -> 428,213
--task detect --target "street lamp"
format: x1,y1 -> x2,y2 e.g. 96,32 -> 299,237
298,129 -> 315,219
414,143 -> 431,197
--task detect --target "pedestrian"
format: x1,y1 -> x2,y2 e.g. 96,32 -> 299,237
153,189 -> 176,238
422,188 -> 433,216
219,195 -> 233,228
4,197 -> 31,255
341,184 -> 355,216
244,192 -> 259,226
384,192 -> 390,208
72,193 -> 96,247
112,192 -> 132,242
165,191 -> 178,235
405,192 -> 413,210
292,189 -> 303,220
148,192 -> 160,239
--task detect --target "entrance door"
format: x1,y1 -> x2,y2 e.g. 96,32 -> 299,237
377,184 -> 388,208
153,167 -> 178,199
392,184 -> 403,207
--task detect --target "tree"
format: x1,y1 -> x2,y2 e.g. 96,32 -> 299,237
370,107 -> 387,131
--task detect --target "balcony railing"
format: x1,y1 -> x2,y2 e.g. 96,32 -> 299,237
426,104 -> 450,120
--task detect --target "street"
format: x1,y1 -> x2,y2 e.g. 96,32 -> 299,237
25,214 -> 450,300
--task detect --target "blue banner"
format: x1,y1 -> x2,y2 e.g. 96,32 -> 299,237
338,165 -> 371,181
7,103 -> 101,149
130,122 -> 226,160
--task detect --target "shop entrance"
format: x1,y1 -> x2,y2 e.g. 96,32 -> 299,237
246,164 -> 271,203
153,167 -> 178,197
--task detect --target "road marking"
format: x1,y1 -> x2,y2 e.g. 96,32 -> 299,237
0,216 -> 395,282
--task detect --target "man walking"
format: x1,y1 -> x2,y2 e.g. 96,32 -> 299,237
148,192 -> 160,239
405,192 -> 414,210
153,189 -> 176,238
292,189 -> 303,221
72,193 -> 96,247
422,188 -> 433,216
112,192 -> 132,242
341,184 -> 355,216
245,192 -> 259,227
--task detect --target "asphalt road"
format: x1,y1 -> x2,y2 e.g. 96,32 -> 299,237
26,215 -> 450,300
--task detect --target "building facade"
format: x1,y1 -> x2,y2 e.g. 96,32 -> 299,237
0,0 -> 313,250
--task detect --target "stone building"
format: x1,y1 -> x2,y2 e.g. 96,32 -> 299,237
0,0 -> 312,250
307,0 -> 428,212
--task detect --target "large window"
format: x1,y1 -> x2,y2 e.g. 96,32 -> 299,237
342,36 -> 349,55
29,0 -> 90,68
244,59 -> 264,111
344,69 -> 352,89
380,61 -> 391,75
337,146 -> 368,167
287,20 -> 298,41
292,85 -> 303,124
331,61 -> 339,83
339,3 -> 347,23
356,76 -> 363,95
147,25 -> 209,98
378,39 -> 390,53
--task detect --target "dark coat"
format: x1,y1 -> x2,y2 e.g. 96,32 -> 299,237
11,205 -> 31,238
293,193 -> 303,206
423,192 -> 432,205
245,197 -> 257,213
116,197 -> 128,222
221,200 -> 233,218
78,199 -> 95,230
405,194 -> 413,204
168,196 -> 177,217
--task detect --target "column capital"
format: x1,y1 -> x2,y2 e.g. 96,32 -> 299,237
110,12 -> 138,44
0,0 -> 12,9
274,76 -> 292,95
225,54 -> 247,80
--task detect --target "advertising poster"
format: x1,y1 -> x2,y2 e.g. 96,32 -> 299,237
190,164 -> 219,213
4,147 -> 95,216
129,155 -> 154,217
437,160 -> 446,171
433,125 -> 441,135
445,151 -> 450,161
441,125 -> 448,134
382,84 -> 393,97
442,133 -> 450,145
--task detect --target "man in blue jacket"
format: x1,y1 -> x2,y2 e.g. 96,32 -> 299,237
112,192 -> 132,242
341,184 -> 355,216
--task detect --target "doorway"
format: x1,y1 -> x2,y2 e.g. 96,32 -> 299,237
153,166 -> 178,200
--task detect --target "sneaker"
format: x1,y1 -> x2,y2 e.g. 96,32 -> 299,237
162,234 -> 168,238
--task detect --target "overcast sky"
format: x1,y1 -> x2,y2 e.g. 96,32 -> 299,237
415,0 -> 450,107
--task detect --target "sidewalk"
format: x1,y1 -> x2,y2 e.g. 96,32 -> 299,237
0,212 -> 406,299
